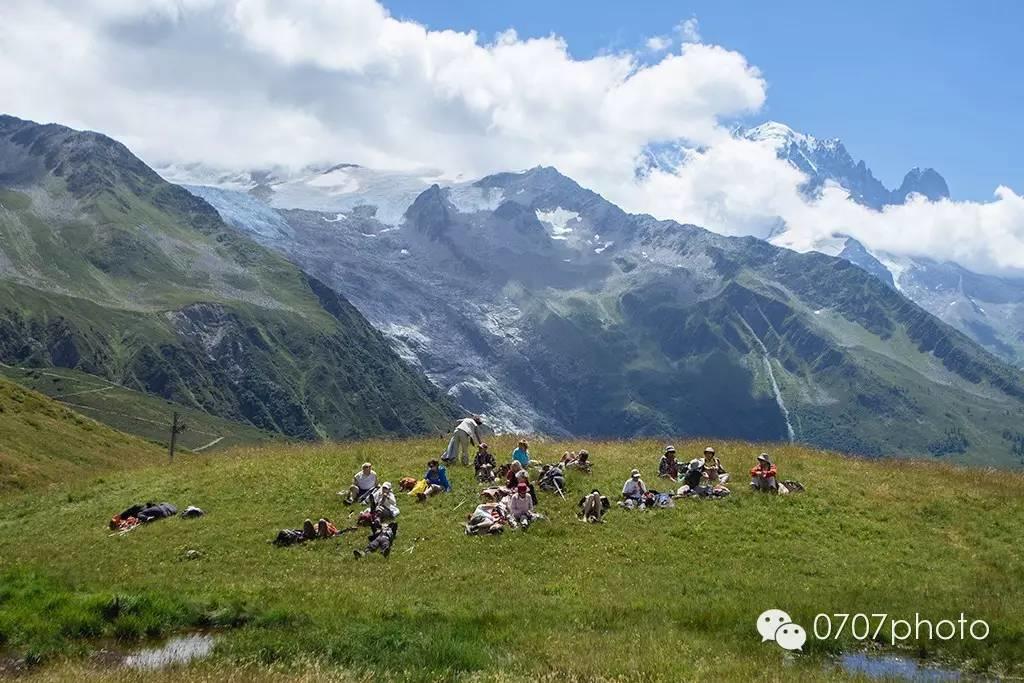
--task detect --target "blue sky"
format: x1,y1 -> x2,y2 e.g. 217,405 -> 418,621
385,0 -> 1022,200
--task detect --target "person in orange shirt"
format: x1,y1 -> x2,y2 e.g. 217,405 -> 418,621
749,454 -> 778,493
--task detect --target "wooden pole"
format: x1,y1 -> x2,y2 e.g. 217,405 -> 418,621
169,412 -> 179,462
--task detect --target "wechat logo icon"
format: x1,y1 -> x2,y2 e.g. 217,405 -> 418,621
757,609 -> 807,651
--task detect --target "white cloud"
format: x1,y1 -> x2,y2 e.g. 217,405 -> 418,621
676,18 -> 702,44
1,1 -> 1022,276
645,35 -> 672,52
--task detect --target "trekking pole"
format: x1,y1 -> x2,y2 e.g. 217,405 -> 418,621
553,479 -> 567,501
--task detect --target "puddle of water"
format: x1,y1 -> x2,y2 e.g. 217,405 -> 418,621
838,653 -> 962,681
122,633 -> 216,670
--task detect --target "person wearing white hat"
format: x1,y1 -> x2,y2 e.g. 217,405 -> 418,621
750,454 -> 778,493
443,415 -> 485,466
680,458 -> 711,497
621,468 -> 647,503
703,446 -> 730,484
343,462 -> 378,505
370,481 -> 400,519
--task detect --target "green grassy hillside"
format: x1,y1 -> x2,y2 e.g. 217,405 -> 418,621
0,364 -> 280,452
1,437 -> 1022,681
0,377 -> 161,492
0,116 -> 459,440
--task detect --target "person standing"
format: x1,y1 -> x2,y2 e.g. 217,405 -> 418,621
443,415 -> 485,466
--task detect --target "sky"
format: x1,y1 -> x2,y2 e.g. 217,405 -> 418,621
2,0 -> 1023,276
383,0 -> 1023,201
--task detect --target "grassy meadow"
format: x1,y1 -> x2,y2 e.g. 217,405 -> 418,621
1,434 -> 1023,681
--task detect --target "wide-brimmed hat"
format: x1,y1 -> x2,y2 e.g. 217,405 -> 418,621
689,458 -> 705,471
630,468 -> 641,478
664,445 -> 677,454
382,482 -> 392,490
362,462 -> 372,469
757,453 -> 771,464
704,446 -> 715,455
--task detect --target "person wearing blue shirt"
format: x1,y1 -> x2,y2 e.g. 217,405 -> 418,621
511,439 -> 531,468
419,459 -> 451,501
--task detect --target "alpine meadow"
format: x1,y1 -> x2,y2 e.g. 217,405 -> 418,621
2,1 -> 1024,681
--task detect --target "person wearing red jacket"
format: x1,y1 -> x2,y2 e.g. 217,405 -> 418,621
750,453 -> 778,493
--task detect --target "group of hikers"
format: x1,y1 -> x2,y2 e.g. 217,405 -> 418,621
115,413 -> 796,556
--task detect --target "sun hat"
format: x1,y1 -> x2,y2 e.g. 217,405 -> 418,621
382,482 -> 392,490
757,453 -> 770,463
704,446 -> 715,454
689,458 -> 704,471
630,468 -> 640,478
362,462 -> 372,468
664,445 -> 676,454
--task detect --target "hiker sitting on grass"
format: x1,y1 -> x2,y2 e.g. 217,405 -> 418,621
367,482 -> 400,520
578,490 -> 610,522
538,464 -> 566,494
343,462 -> 378,505
474,443 -> 497,482
354,520 -> 398,559
507,466 -> 538,505
750,454 -> 778,493
466,502 -> 509,535
703,446 -> 729,484
418,459 -> 451,501
511,439 -> 531,468
621,469 -> 647,506
679,459 -> 711,497
507,483 -> 542,529
658,445 -> 680,480
563,449 -> 592,473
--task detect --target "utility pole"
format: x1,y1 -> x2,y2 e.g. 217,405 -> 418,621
168,412 -> 186,462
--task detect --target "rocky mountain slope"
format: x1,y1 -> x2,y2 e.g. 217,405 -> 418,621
741,121 -> 1024,365
188,165 -> 1024,466
0,115 -> 457,440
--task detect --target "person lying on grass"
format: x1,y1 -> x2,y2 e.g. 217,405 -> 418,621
578,489 -> 609,522
750,454 -> 778,493
621,469 -> 647,505
563,449 -> 592,473
538,463 -> 566,494
417,459 -> 451,501
342,462 -> 378,505
273,518 -> 350,546
507,483 -> 542,529
465,501 -> 509,535
354,520 -> 398,559
703,446 -> 729,484
474,443 -> 497,482
658,445 -> 680,480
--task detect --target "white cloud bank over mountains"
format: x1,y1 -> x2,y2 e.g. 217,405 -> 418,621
2,0 -> 1023,276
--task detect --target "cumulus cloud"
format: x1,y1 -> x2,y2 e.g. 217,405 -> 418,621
1,0 -> 1022,276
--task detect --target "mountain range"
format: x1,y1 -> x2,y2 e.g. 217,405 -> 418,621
0,115 -> 457,441
738,121 -> 1024,366
180,157 -> 1024,466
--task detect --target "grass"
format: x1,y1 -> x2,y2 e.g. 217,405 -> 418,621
0,377 -> 162,493
1,436 -> 1023,681
0,365 -> 281,452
